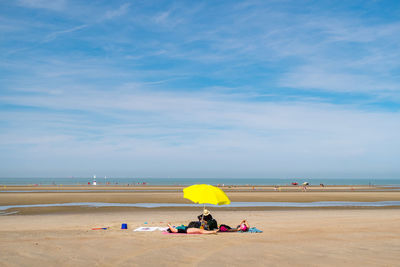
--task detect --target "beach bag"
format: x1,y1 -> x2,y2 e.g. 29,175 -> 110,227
188,221 -> 201,228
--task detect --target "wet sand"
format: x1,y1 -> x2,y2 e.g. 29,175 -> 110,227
1,185 -> 400,266
2,185 -> 400,208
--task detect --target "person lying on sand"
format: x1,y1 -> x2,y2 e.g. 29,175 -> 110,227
237,219 -> 250,232
167,223 -> 218,234
219,219 -> 250,232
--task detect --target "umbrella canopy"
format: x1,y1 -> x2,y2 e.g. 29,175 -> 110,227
183,184 -> 231,205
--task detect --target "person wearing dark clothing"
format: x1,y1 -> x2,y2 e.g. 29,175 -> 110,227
197,209 -> 213,222
197,209 -> 218,230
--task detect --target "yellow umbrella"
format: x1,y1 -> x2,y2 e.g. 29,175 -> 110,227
183,184 -> 231,205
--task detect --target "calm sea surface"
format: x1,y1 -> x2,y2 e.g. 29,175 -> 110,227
0,177 -> 399,186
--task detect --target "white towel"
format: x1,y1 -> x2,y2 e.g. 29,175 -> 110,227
133,227 -> 168,232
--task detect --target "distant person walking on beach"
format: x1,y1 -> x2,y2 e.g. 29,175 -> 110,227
302,182 -> 309,192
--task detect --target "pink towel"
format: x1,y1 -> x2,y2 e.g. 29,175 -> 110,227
162,231 -> 200,235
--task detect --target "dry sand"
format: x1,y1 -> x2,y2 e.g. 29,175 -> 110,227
1,185 -> 400,266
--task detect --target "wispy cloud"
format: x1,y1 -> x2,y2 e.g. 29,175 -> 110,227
104,3 -> 130,20
1,86 -> 399,177
42,24 -> 88,43
17,0 -> 66,11
1,0 -> 400,177
280,65 -> 400,93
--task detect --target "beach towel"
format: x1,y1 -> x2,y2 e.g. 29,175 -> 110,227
162,231 -> 201,235
133,227 -> 168,232
240,227 -> 263,233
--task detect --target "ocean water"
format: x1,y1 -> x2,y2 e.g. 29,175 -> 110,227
0,177 -> 399,186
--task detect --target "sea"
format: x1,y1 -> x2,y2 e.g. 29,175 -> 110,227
0,177 -> 399,186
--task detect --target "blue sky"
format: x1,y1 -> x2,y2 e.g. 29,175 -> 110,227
1,0 -> 400,178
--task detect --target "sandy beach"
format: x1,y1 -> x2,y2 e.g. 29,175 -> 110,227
3,0 -> 400,266
1,185 -> 400,266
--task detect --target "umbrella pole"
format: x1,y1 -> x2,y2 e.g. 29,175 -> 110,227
200,204 -> 206,229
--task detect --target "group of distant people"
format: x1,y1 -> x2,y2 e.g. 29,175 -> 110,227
167,209 -> 250,234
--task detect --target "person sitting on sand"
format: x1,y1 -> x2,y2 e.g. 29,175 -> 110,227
197,209 -> 218,230
167,223 -> 218,234
197,209 -> 213,222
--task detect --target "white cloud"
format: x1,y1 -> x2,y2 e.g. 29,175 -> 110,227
280,66 -> 400,93
17,0 -> 66,11
43,24 -> 88,43
104,3 -> 130,20
1,86 -> 399,177
2,0 -> 400,177
153,10 -> 171,24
